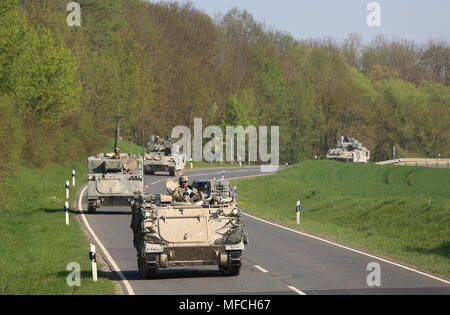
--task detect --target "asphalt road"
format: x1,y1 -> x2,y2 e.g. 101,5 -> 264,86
78,166 -> 450,295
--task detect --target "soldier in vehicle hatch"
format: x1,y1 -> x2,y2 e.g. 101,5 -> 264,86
113,147 -> 121,159
172,176 -> 202,202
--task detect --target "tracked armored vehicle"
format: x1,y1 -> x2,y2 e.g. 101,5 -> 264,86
87,153 -> 144,214
130,179 -> 248,278
326,136 -> 370,163
143,137 -> 185,176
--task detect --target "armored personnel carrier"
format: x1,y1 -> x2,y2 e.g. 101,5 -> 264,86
143,136 -> 185,176
326,136 -> 370,163
87,152 -> 144,214
130,178 -> 248,278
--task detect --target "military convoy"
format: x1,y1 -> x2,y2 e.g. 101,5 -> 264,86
326,136 -> 370,163
130,178 -> 248,278
143,136 -> 185,176
87,134 -> 247,278
87,151 -> 144,214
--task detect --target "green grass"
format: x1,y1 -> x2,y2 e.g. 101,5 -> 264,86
231,160 -> 450,278
0,139 -> 141,294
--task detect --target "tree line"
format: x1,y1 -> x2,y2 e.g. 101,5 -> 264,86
1,0 -> 449,203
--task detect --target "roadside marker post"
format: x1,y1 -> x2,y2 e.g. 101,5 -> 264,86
65,201 -> 69,225
65,180 -> 70,199
238,156 -> 242,167
72,170 -> 76,186
296,200 -> 301,225
89,244 -> 98,282
190,158 -> 193,169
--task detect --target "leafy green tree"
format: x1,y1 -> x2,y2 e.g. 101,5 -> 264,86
220,94 -> 250,128
419,81 -> 450,157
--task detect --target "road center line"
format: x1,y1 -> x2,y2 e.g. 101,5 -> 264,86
288,286 -> 306,295
254,265 -> 269,273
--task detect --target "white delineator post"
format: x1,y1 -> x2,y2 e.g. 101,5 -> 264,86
238,156 -> 242,167
296,200 -> 301,225
72,170 -> 76,186
190,158 -> 193,169
90,244 -> 98,282
65,201 -> 69,225
66,180 -> 70,199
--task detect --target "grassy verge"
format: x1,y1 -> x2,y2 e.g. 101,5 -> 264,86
0,162 -> 116,294
231,160 -> 450,278
0,140 -> 143,294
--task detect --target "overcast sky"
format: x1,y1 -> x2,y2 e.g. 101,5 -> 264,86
148,0 -> 450,44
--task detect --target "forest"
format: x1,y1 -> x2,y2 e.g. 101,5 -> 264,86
0,0 -> 449,204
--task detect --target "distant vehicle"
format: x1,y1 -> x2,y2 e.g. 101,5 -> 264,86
326,136 -> 370,163
143,136 -> 185,176
130,178 -> 248,278
87,153 -> 144,214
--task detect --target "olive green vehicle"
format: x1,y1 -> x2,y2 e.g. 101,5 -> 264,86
130,179 -> 248,278
143,136 -> 185,176
87,153 -> 144,214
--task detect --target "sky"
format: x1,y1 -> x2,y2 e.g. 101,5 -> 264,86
148,0 -> 450,44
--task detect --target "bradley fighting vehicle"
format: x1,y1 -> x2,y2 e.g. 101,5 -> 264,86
130,178 -> 248,278
326,136 -> 370,163
143,136 -> 185,176
87,152 -> 144,214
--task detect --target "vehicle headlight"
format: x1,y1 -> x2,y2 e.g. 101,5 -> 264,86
232,209 -> 239,216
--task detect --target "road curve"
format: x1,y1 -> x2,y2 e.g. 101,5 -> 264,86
78,166 -> 450,295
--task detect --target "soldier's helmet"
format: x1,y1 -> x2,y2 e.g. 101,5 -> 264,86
179,175 -> 189,184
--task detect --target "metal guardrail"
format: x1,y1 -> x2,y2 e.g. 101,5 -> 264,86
376,158 -> 450,168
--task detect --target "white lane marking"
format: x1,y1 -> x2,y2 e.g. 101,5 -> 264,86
78,186 -> 135,295
254,265 -> 269,273
185,167 -> 275,178
243,212 -> 450,285
226,173 -> 277,181
288,286 -> 306,295
185,166 -> 262,173
147,179 -> 164,186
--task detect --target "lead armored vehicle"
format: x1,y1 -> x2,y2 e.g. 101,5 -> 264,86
143,136 -> 185,176
87,152 -> 144,214
130,178 -> 248,278
326,136 -> 370,163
